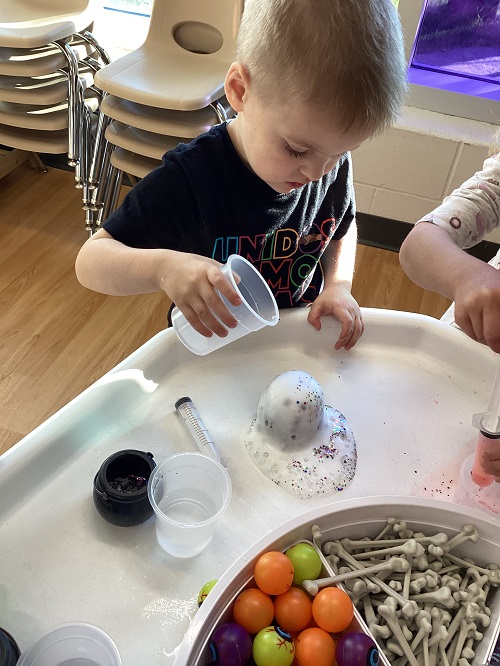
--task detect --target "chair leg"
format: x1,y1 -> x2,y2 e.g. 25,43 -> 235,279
27,152 -> 48,173
210,100 -> 228,123
74,83 -> 88,188
84,163 -> 121,235
89,107 -> 111,190
89,137 -> 113,211
106,168 -> 124,218
78,30 -> 112,66
55,40 -> 81,166
81,104 -> 93,207
85,207 -> 98,237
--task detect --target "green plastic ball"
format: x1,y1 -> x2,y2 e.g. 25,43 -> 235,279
198,579 -> 218,606
285,543 -> 322,585
252,626 -> 295,666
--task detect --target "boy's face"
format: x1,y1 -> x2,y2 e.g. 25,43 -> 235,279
226,70 -> 370,194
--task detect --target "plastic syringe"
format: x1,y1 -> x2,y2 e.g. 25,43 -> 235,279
174,397 -> 220,461
471,359 -> 500,487
473,360 -> 500,435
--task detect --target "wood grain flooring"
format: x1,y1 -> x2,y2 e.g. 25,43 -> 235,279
0,163 -> 451,455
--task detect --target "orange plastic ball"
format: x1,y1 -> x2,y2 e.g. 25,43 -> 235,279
254,551 -> 295,596
233,588 -> 275,634
312,587 -> 353,633
274,587 -> 313,633
295,627 -> 336,666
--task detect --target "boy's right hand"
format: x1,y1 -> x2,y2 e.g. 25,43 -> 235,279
159,253 -> 242,338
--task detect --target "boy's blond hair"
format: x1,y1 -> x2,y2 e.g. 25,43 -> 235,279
236,0 -> 407,136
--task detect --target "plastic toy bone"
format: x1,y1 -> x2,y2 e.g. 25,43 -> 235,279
348,538 -> 423,561
460,636 -> 475,661
386,639 -> 404,657
445,525 -> 480,553
362,593 -> 391,642
441,603 -> 481,652
466,567 -> 490,592
409,586 -> 457,609
374,516 -> 398,541
409,609 -> 432,654
318,521 -> 499,666
340,532 -> 449,552
301,556 -> 410,596
345,578 -> 382,606
403,546 -> 415,599
427,609 -> 449,666
378,603 -> 420,666
324,551 -> 340,574
323,541 -> 419,617
441,574 -> 461,593
444,553 -> 500,584
392,521 -> 414,539
349,579 -> 372,606
447,619 -> 477,666
464,600 -> 490,627
311,523 -> 322,549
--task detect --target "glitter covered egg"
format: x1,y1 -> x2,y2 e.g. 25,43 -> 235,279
244,371 -> 357,500
254,371 -> 325,447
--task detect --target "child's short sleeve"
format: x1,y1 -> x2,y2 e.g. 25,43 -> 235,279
103,155 -> 195,250
415,153 -> 500,249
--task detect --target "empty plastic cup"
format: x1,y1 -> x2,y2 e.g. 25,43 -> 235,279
171,254 -> 279,355
16,622 -> 121,666
147,452 -> 232,558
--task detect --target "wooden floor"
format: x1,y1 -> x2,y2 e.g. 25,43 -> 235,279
0,163 -> 451,455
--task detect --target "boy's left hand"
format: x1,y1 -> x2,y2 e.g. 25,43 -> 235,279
307,284 -> 364,350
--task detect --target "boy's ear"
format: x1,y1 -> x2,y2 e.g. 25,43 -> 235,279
224,62 -> 250,112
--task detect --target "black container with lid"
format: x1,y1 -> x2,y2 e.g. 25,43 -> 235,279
0,627 -> 21,666
93,449 -> 156,527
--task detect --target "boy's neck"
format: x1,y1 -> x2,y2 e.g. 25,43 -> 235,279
226,116 -> 254,175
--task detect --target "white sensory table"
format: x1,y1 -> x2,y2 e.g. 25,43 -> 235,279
1,308 -> 499,664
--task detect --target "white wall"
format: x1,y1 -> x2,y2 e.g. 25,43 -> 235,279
352,106 -> 500,244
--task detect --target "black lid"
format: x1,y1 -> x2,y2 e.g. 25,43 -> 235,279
0,627 -> 21,666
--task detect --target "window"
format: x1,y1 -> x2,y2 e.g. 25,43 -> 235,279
93,1 -> 151,60
399,0 -> 500,123
103,0 -> 152,18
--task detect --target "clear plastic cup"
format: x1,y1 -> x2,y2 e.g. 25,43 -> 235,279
147,452 -> 232,558
16,623 -> 121,666
171,254 -> 279,355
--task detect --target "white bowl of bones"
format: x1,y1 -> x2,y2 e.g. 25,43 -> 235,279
175,496 -> 500,666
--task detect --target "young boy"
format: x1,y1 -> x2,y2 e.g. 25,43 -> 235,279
76,0 -> 407,351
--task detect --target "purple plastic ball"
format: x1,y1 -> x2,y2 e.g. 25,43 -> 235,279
336,632 -> 379,666
208,622 -> 252,665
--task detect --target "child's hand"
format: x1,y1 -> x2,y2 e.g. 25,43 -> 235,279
453,263 -> 500,353
479,441 -> 500,482
307,283 -> 364,350
160,253 -> 242,338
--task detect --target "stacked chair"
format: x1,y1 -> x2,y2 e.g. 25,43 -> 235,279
87,0 -> 244,235
0,1 -> 110,196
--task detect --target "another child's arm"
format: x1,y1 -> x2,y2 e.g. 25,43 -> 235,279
400,222 -> 500,353
75,228 -> 241,338
307,222 -> 363,350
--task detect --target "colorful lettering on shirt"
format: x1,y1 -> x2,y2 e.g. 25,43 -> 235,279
212,218 -> 336,305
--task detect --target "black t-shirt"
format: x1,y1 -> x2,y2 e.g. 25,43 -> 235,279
104,122 -> 355,308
